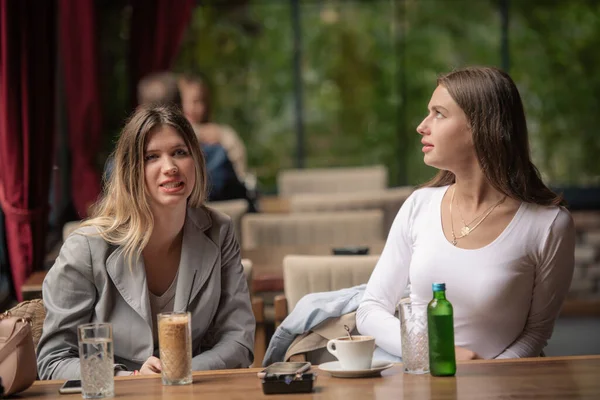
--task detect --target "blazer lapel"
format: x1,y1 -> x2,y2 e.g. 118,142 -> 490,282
174,207 -> 219,312
106,248 -> 152,327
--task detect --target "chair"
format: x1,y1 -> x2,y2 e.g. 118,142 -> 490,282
289,186 -> 414,234
274,254 -> 380,327
206,199 -> 248,243
241,259 -> 266,368
277,165 -> 388,197
241,210 -> 385,250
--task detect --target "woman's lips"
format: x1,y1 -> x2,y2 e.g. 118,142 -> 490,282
159,181 -> 185,193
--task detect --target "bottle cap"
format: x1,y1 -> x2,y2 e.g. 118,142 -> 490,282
432,282 -> 446,291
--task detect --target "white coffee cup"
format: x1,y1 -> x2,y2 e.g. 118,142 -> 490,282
326,335 -> 375,370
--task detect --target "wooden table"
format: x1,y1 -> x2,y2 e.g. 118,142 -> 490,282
19,355 -> 600,399
21,271 -> 47,301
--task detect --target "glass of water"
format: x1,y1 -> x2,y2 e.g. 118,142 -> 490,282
397,298 -> 429,374
78,323 -> 115,398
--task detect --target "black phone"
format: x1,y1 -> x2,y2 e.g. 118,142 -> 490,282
259,362 -> 315,395
58,379 -> 82,394
332,246 -> 370,255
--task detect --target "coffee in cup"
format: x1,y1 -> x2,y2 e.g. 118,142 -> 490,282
326,335 -> 375,370
157,312 -> 192,385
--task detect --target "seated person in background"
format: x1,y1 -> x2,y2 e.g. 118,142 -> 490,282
357,66 -> 575,360
179,73 -> 256,208
178,73 -> 248,182
38,105 -> 255,379
104,72 -> 182,181
105,72 -> 252,208
202,142 -> 248,202
137,71 -> 182,107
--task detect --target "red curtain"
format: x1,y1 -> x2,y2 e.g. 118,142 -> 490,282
129,0 -> 195,108
0,0 -> 56,300
59,0 -> 102,218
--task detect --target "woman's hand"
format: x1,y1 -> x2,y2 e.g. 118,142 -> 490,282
139,356 -> 162,375
455,346 -> 479,360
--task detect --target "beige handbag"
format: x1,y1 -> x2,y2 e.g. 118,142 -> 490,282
6,299 -> 46,349
0,312 -> 37,396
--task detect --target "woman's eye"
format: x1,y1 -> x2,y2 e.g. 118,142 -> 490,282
174,149 -> 189,157
144,154 -> 157,162
435,111 -> 444,119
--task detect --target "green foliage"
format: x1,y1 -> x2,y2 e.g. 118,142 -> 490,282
174,0 -> 600,189
510,0 -> 600,185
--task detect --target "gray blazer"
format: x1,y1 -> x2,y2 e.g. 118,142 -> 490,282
37,207 -> 255,380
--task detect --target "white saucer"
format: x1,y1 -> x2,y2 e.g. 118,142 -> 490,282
318,360 -> 394,378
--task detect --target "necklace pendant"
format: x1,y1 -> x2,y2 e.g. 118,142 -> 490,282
461,226 -> 471,236
452,238 -> 457,246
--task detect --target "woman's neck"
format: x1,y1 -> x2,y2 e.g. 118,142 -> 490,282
453,169 -> 505,213
145,206 -> 186,254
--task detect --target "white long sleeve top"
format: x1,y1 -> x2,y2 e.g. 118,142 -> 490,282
356,186 -> 575,359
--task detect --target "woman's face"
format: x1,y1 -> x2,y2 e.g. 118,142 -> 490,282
143,125 -> 196,212
180,82 -> 207,125
416,85 -> 477,172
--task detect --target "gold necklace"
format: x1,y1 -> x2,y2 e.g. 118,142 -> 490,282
449,186 -> 506,246
455,191 -> 506,237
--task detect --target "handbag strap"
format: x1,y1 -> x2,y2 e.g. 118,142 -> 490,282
0,319 -> 31,362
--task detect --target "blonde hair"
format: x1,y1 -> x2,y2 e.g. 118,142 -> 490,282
82,104 -> 208,268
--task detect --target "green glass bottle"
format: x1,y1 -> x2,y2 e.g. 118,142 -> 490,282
427,282 -> 456,377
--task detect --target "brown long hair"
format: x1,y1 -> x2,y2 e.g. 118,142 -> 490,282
82,104 -> 208,268
423,66 -> 564,206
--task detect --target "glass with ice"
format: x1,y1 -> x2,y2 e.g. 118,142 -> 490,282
78,323 -> 115,398
397,298 -> 430,374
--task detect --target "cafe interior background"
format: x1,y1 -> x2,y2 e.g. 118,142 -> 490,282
1,0 -> 599,361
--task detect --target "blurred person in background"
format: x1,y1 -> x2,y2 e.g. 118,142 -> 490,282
105,72 -> 254,209
178,73 -> 247,182
103,72 -> 182,181
179,73 -> 257,210
357,66 -> 575,361
38,105 -> 255,379
137,72 -> 182,107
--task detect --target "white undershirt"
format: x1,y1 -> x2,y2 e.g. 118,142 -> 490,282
356,186 -> 575,359
149,270 -> 178,348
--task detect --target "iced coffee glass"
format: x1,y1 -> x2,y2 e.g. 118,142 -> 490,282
157,312 -> 192,385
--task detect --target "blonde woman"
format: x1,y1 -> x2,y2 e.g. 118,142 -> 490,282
37,105 -> 255,379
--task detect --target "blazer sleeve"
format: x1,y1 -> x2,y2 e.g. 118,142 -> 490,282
36,232 -> 97,379
192,220 -> 256,369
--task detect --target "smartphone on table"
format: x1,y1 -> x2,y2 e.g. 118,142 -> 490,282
58,379 -> 82,394
259,362 -> 315,395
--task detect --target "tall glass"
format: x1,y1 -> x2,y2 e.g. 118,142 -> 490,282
157,312 -> 192,385
78,323 -> 115,398
397,298 -> 429,374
